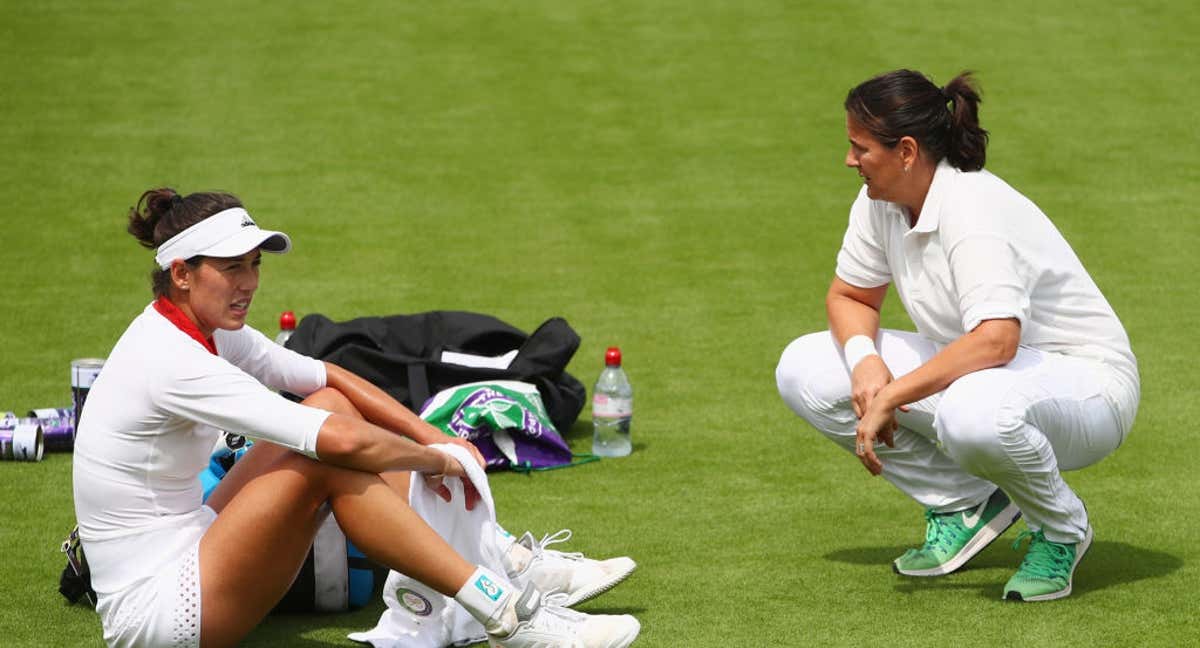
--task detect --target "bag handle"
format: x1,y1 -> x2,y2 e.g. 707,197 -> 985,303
407,362 -> 430,412
510,318 -> 580,377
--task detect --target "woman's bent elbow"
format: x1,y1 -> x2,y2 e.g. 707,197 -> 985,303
974,318 -> 1020,366
313,415 -> 369,463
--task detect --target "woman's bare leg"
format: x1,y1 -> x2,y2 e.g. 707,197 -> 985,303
198,388 -> 475,648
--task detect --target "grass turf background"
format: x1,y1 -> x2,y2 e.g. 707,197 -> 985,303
1,1 -> 1196,645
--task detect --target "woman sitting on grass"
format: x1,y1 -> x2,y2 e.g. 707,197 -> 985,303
776,69 -> 1139,601
72,188 -> 640,648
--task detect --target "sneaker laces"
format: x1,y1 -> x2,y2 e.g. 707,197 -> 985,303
531,529 -> 585,563
1011,530 -> 1071,579
523,591 -> 586,635
920,509 -> 963,554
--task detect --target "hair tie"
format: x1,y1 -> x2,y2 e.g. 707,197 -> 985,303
170,194 -> 184,208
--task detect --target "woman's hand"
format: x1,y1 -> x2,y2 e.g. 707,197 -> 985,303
421,448 -> 481,511
854,403 -> 894,476
850,355 -> 894,418
410,419 -> 486,470
441,435 -> 487,471
854,383 -> 906,477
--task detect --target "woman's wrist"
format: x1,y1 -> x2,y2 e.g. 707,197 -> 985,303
421,445 -> 448,474
388,415 -> 440,445
417,424 -> 452,446
873,383 -> 904,413
843,335 -> 880,370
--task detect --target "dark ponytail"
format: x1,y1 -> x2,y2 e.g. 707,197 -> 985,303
126,188 -> 244,296
844,69 -> 989,172
940,73 -> 988,171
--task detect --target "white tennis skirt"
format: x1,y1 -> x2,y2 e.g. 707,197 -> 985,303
94,508 -> 216,648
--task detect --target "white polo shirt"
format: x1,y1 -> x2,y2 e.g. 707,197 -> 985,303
73,302 -> 331,592
835,159 -> 1138,396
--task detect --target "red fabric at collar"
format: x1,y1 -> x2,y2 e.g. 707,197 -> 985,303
153,296 -> 218,355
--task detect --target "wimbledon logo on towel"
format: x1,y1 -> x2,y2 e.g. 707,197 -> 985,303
475,575 -> 503,601
397,588 -> 434,617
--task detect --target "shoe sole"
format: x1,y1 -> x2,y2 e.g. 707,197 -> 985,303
894,503 -> 1022,577
1004,525 -> 1093,602
564,559 -> 638,607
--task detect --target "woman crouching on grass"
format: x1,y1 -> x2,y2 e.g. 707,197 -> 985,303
72,188 -> 641,648
775,70 -> 1139,601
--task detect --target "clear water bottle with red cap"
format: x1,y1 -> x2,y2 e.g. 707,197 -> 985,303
275,311 -> 296,346
592,346 -> 633,457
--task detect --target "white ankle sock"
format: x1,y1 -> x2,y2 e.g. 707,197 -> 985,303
454,566 -> 518,636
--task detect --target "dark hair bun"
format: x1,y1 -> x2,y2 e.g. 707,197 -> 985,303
127,187 -> 180,249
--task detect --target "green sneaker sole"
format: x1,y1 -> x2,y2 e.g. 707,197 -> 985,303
894,501 -> 1022,577
1004,526 -> 1093,602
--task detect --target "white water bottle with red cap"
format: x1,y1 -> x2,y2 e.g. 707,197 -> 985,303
592,346 -> 633,457
276,311 -> 296,346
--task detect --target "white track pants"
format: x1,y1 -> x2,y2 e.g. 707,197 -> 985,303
775,330 -> 1137,543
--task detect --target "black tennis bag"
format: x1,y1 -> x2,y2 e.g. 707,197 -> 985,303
286,311 -> 587,433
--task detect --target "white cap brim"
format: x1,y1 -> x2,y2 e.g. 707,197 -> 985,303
154,208 -> 292,269
200,227 -> 291,258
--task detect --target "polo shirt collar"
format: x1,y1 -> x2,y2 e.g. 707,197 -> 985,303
911,158 -> 958,233
153,295 -> 218,355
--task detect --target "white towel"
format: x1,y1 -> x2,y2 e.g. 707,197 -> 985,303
349,443 -> 506,648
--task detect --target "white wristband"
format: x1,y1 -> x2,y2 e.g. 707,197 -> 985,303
843,335 -> 880,371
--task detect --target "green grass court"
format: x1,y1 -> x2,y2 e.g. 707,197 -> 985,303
1,1 -> 1196,645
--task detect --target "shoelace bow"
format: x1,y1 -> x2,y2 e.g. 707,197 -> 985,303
535,529 -> 585,562
1010,530 -> 1071,579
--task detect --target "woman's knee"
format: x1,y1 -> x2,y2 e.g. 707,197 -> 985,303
302,386 -> 362,418
776,331 -> 851,421
272,446 -> 392,504
251,447 -> 337,504
935,380 -> 1024,471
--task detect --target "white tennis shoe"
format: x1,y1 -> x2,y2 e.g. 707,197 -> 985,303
489,586 -> 640,648
512,529 -> 637,606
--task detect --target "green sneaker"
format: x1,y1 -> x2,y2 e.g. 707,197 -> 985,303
1003,526 -> 1092,602
893,488 -> 1022,577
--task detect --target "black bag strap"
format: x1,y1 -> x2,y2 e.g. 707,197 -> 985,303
407,362 -> 430,412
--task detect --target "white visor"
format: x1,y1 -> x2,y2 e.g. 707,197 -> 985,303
154,207 -> 292,270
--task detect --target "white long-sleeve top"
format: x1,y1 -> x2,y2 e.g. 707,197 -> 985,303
72,301 -> 331,592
